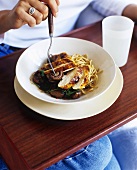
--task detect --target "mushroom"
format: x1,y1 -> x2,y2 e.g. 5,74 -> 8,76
33,71 -> 44,84
49,89 -> 64,99
46,71 -> 63,82
71,91 -> 82,99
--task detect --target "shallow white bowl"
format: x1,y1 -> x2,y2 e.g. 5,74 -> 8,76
16,37 -> 116,104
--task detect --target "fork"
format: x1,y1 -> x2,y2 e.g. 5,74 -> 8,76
47,7 -> 56,75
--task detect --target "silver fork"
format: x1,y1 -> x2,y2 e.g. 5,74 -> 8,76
47,7 -> 56,75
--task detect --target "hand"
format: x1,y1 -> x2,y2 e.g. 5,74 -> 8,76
122,4 -> 137,22
7,0 -> 59,29
41,0 -> 60,16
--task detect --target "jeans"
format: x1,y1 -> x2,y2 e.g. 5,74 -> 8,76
0,43 -> 22,58
109,126 -> 137,170
46,136 -> 120,170
0,44 -> 15,57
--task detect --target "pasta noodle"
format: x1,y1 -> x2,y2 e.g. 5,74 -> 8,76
70,54 -> 101,94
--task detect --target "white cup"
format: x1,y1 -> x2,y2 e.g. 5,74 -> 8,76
102,16 -> 134,67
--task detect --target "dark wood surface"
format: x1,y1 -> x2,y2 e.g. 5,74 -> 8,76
0,22 -> 137,170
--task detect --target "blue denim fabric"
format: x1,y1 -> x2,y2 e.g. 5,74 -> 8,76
46,136 -> 120,170
0,157 -> 9,170
109,127 -> 137,170
0,44 -> 14,58
104,154 -> 121,170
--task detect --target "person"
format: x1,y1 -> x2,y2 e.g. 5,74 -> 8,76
0,0 -> 137,57
0,1 -> 137,170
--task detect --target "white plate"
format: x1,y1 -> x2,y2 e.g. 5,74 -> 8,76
16,37 -> 116,104
14,67 -> 123,120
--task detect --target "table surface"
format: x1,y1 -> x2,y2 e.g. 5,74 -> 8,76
0,22 -> 137,170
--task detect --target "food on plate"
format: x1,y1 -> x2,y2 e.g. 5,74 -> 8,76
31,52 -> 101,99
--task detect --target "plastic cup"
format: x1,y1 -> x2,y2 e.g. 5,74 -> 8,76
102,16 -> 134,67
